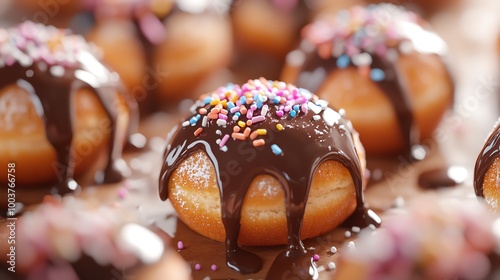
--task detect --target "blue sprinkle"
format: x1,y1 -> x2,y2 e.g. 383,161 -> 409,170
203,97 -> 213,105
271,144 -> 283,155
195,114 -> 201,120
225,83 -> 234,90
273,97 -> 280,104
235,112 -> 241,117
189,116 -> 198,124
370,68 -> 385,81
227,101 -> 235,109
290,110 -> 297,117
257,99 -> 263,108
336,55 -> 350,69
240,96 -> 247,104
292,105 -> 300,112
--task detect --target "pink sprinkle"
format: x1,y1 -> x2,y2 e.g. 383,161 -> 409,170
284,105 -> 292,112
313,254 -> 320,261
117,187 -> 128,199
219,134 -> 230,148
211,264 -> 217,271
301,103 -> 308,114
276,111 -> 284,117
252,116 -> 265,124
195,264 -> 201,271
250,104 -> 257,111
246,109 -> 253,119
177,241 -> 184,250
230,107 -> 240,113
218,114 -> 228,120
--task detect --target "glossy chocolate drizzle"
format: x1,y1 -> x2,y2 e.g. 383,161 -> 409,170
159,92 -> 380,278
297,51 -> 422,159
0,57 -> 134,193
474,121 -> 500,197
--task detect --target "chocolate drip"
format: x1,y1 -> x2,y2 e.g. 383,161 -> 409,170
418,167 -> 466,190
474,122 -> 500,197
0,61 -> 132,193
297,51 -> 420,160
159,102 -> 380,277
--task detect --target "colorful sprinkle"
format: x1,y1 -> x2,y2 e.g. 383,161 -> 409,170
253,139 -> 265,147
177,241 -> 184,250
370,68 -> 385,81
211,264 -> 217,271
219,134 -> 230,147
194,127 -> 203,137
276,124 -> 284,131
313,254 -> 320,261
194,264 -> 201,271
271,144 -> 283,155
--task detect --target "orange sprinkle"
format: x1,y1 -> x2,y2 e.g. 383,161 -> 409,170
221,109 -> 228,115
252,139 -> 265,147
280,97 -> 287,104
232,132 -> 246,141
240,106 -> 247,114
246,98 -> 254,105
199,108 -> 208,115
210,108 -> 220,114
246,120 -> 253,126
194,127 -> 203,136
207,113 -> 219,119
244,127 -> 251,137
233,126 -> 241,133
358,66 -> 370,78
250,130 -> 259,140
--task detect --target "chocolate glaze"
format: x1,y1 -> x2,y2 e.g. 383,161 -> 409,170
159,89 -> 380,278
418,167 -> 466,190
474,121 -> 500,197
0,58 -> 133,193
297,51 -> 426,160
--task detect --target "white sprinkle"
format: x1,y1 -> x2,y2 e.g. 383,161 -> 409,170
345,231 -> 351,238
220,146 -> 228,152
369,224 -> 377,230
308,102 -> 322,114
50,65 -> 65,77
316,100 -> 328,109
347,241 -> 355,249
202,116 -> 208,127
216,139 -> 221,145
352,52 -> 372,66
182,121 -> 190,127
232,115 -> 238,121
330,246 -> 337,254
216,130 -> 222,135
351,226 -> 361,233
261,105 -> 268,116
25,70 -> 34,77
317,265 -> 325,273
327,262 -> 336,270
313,115 -> 321,121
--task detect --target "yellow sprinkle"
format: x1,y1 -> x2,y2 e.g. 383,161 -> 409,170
276,124 -> 284,131
220,100 -> 228,108
256,129 -> 267,135
210,99 -> 220,106
238,121 -> 246,128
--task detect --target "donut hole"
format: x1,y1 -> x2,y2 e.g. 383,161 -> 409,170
168,150 -> 358,246
482,157 -> 500,210
311,52 -> 453,155
0,84 -> 112,185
